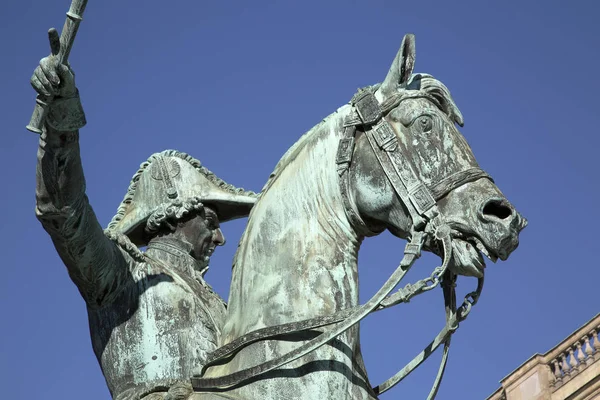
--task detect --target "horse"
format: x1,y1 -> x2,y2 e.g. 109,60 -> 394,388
190,34 -> 527,400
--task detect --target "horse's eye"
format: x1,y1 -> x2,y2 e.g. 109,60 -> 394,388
417,116 -> 433,133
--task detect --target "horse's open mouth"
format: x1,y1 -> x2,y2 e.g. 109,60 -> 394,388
449,234 -> 498,278
470,236 -> 498,264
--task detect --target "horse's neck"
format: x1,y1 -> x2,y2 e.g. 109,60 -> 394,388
222,108 -> 362,343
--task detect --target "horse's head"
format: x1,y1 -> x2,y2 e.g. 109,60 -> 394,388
349,34 -> 527,278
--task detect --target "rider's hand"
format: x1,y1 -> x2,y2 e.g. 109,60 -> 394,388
30,29 -> 77,99
29,28 -> 86,132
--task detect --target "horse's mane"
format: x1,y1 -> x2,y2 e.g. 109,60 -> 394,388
231,104 -> 352,274
258,108 -> 346,196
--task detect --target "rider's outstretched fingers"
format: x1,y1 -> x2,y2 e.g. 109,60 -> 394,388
40,58 -> 60,86
48,28 -> 60,56
30,73 -> 51,97
34,66 -> 55,95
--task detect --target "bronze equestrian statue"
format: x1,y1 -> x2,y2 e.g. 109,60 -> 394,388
28,6 -> 526,398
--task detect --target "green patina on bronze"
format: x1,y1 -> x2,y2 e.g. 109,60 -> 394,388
29,6 -> 527,399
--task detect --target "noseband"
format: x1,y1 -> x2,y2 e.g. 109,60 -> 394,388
191,87 -> 490,399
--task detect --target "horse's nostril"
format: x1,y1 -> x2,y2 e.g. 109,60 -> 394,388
482,199 -> 513,220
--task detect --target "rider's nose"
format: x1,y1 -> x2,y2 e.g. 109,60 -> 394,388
213,228 -> 226,246
480,198 -> 514,222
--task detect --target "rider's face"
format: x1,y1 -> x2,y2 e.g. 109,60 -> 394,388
180,206 -> 226,270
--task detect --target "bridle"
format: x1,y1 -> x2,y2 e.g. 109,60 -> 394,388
191,87 -> 492,399
339,87 -> 489,396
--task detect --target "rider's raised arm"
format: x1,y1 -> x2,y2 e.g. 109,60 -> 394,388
33,55 -> 133,308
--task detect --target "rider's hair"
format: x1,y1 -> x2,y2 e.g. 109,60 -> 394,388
144,196 -> 206,237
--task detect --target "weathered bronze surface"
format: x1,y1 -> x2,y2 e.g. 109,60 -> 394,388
31,38 -> 257,399
29,11 -> 526,399
185,34 -> 526,400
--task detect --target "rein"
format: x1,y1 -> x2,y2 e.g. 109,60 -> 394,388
192,231 -> 429,390
191,87 -> 488,398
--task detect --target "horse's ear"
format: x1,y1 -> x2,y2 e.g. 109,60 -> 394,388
380,34 -> 416,96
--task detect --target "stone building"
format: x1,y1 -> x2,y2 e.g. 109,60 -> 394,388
487,313 -> 600,400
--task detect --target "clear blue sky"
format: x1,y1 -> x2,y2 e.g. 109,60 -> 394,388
2,1 -> 599,399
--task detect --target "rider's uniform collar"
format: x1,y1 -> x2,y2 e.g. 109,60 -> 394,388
146,237 -> 206,282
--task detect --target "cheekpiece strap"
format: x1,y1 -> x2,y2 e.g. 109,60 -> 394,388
336,122 -> 380,237
363,119 -> 437,230
350,88 -> 440,228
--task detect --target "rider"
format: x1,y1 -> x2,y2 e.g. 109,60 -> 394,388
31,48 -> 257,399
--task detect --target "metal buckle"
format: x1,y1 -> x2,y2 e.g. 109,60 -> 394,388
336,137 -> 355,165
409,184 -> 436,215
404,242 -> 422,257
374,122 -> 397,151
353,91 -> 381,125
